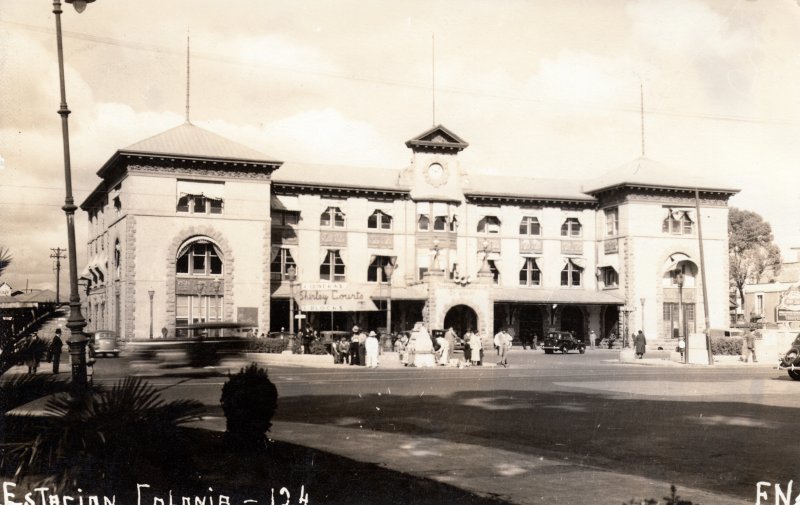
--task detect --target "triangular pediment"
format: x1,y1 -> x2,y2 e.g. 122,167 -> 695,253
405,124 -> 469,153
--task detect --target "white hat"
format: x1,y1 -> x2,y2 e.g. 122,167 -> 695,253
369,331 -> 377,337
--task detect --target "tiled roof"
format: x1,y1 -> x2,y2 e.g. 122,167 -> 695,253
465,173 -> 594,202
584,157 -> 740,194
121,122 -> 280,164
272,162 -> 407,191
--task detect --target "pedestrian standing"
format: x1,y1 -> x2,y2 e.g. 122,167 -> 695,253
357,330 -> 367,366
634,330 -> 647,359
469,331 -> 483,366
678,336 -> 686,360
463,330 -> 474,365
24,334 -> 41,374
589,330 -> 597,350
301,328 -> 313,354
365,331 -> 380,368
742,329 -> 757,363
349,326 -> 360,365
49,329 -> 64,374
495,328 -> 511,367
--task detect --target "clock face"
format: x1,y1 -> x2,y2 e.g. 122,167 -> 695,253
428,163 -> 444,179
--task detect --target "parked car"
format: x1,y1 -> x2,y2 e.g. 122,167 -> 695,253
541,331 -> 586,354
778,333 -> 800,381
88,330 -> 121,358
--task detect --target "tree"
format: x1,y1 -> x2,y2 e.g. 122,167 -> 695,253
0,246 -> 11,276
729,207 -> 783,314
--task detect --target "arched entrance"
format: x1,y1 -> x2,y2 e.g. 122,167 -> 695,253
444,304 -> 478,337
518,304 -> 544,342
561,306 -> 584,342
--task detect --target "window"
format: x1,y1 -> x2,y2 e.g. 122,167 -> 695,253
477,216 -> 501,234
114,239 -> 121,277
320,250 -> 346,282
113,196 -> 121,217
434,216 -> 448,231
270,248 -> 297,282
601,267 -> 618,288
176,241 -> 223,276
273,210 -> 299,226
561,218 -> 582,237
605,208 -> 618,236
519,258 -> 541,286
756,293 -> 764,315
418,215 -> 430,231
176,181 -> 224,215
320,206 -> 345,228
368,256 -> 393,283
368,210 -> 392,230
662,210 -> 693,235
176,295 -> 222,330
519,216 -> 541,236
561,260 -> 583,287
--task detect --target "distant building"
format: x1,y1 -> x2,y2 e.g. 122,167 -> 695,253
80,122 -> 738,344
743,248 -> 800,328
0,282 -> 12,297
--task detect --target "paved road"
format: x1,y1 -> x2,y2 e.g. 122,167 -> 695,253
90,350 -> 791,503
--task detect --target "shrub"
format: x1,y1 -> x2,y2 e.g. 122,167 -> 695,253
248,337 -> 290,354
220,364 -> 278,449
309,339 -> 329,355
710,336 -> 743,356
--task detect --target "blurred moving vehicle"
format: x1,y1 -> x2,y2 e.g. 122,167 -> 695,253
88,330 -> 121,358
541,331 -> 586,355
778,333 -> 800,381
127,322 -> 253,370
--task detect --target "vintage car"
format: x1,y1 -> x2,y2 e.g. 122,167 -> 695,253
541,331 -> 586,354
778,333 -> 800,380
88,330 -> 121,358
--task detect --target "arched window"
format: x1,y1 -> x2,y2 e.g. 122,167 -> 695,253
519,216 -> 541,236
662,210 -> 693,235
519,258 -> 541,286
320,207 -> 345,228
561,218 -> 582,237
176,239 -> 223,277
561,259 -> 583,286
477,216 -> 501,234
114,239 -> 121,277
320,250 -> 346,282
368,210 -> 392,230
433,216 -> 448,231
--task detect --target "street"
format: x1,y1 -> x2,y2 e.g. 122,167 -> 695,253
93,350 -> 791,502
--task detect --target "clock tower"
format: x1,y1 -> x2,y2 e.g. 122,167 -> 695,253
399,124 -> 469,202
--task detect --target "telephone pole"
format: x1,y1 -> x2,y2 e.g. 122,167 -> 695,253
50,247 -> 66,305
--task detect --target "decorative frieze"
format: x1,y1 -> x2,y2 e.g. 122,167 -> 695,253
367,232 -> 394,249
476,237 -> 501,253
416,233 -> 457,249
604,238 -> 619,254
561,240 -> 584,255
519,238 -> 543,254
320,230 -> 347,247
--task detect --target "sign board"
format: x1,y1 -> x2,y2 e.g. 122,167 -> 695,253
296,283 -> 378,312
295,314 -> 306,319
777,283 -> 800,322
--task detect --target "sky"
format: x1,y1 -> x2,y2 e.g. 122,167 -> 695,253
1,0 -> 799,292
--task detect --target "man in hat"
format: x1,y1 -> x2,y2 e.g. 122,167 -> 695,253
49,329 -> 64,374
365,331 -> 380,368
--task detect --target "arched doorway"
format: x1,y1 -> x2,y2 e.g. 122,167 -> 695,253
561,306 -> 584,342
444,304 -> 478,337
518,304 -> 544,342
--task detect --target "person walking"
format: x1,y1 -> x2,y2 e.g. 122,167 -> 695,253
365,331 -> 380,368
301,329 -> 313,355
23,334 -> 41,374
357,330 -> 368,366
436,333 -> 451,365
634,330 -> 647,359
589,330 -> 597,350
349,329 -> 360,366
678,336 -> 686,360
742,329 -> 757,363
495,328 -> 512,367
49,329 -> 64,374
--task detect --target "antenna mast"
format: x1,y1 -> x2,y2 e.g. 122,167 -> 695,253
640,82 -> 645,157
186,31 -> 191,124
432,33 -> 435,126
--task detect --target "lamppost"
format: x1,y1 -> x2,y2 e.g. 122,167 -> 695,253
287,265 -> 297,335
383,262 -> 395,335
675,269 -> 686,363
640,297 -> 645,333
148,290 -> 154,339
53,0 -> 97,395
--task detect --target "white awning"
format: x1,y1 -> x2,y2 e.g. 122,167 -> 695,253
432,202 -> 449,217
416,202 -> 431,215
177,180 -> 225,200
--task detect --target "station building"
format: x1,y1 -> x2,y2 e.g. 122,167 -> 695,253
79,121 -> 738,346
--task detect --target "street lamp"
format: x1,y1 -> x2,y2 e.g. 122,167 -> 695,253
383,262 -> 395,335
287,265 -> 297,335
148,290 -> 154,339
53,0 -> 97,395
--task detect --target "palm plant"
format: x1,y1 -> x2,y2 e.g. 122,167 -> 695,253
2,377 -> 204,491
0,246 -> 11,276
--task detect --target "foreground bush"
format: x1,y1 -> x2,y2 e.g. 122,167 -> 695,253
248,337 -> 290,353
220,364 -> 278,449
710,336 -> 743,356
1,377 -> 203,490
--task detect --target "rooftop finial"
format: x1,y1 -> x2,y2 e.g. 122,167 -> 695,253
185,29 -> 191,124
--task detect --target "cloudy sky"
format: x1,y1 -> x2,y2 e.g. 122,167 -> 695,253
1,0 -> 799,292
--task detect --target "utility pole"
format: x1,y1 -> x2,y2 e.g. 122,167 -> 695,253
50,247 -> 66,305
